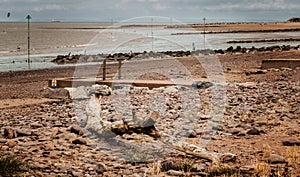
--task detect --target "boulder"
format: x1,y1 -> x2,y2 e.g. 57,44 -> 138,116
268,154 -> 286,164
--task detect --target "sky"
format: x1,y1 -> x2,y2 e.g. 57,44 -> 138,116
0,0 -> 299,22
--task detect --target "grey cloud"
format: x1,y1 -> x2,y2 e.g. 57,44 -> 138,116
0,0 -> 299,22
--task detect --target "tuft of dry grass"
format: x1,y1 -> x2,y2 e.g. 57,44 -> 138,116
208,163 -> 240,177
262,144 -> 271,162
0,154 -> 28,177
148,160 -> 162,175
253,162 -> 271,177
285,146 -> 300,165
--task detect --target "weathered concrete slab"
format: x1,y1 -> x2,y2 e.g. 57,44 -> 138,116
48,78 -> 193,89
262,59 -> 300,69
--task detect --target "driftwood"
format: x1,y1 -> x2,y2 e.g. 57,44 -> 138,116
78,91 -> 236,164
111,121 -> 235,163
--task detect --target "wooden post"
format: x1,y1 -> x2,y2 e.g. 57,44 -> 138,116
26,15 -> 32,69
118,59 -> 122,79
103,59 -> 107,80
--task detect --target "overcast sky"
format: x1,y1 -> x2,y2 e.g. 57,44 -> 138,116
0,0 -> 299,22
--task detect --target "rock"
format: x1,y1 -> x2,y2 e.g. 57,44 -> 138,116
0,138 -> 7,143
282,138 -> 300,146
16,129 -> 32,137
72,138 -> 87,145
7,140 -> 18,148
192,163 -> 206,172
226,46 -> 234,53
163,87 -> 178,94
247,127 -> 263,135
4,127 -> 15,139
73,86 -> 89,99
89,85 -> 112,96
67,170 -> 82,177
70,125 -> 84,136
31,122 -> 44,129
41,87 -> 70,99
192,81 -> 214,89
167,170 -> 183,176
237,82 -> 257,89
268,154 -> 286,164
96,163 -> 106,174
42,151 -> 50,157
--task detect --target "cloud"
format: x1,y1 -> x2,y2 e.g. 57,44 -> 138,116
1,0 -> 300,22
32,4 -> 66,12
201,0 -> 300,11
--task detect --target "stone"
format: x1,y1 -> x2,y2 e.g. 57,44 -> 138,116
4,127 -> 15,139
192,81 -> 214,89
16,129 -> 32,137
70,125 -> 84,136
163,87 -> 179,94
90,85 -> 112,96
268,154 -> 286,164
72,138 -> 87,145
7,140 -> 18,148
0,138 -> 7,143
167,170 -> 183,176
31,122 -> 44,129
247,127 -> 262,135
73,86 -> 90,100
67,171 -> 83,177
282,138 -> 300,146
96,163 -> 106,174
41,87 -> 70,99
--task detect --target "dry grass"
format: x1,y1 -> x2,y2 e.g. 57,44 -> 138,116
0,154 -> 28,177
285,146 -> 300,165
148,161 -> 162,175
208,163 -> 240,177
262,144 -> 271,162
253,162 -> 271,177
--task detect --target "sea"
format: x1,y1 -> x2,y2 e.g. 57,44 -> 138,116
1,21 -> 300,72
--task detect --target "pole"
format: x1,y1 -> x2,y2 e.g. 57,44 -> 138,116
118,59 -> 122,79
203,17 -> 206,49
151,18 -> 153,51
103,59 -> 107,80
26,15 -> 32,69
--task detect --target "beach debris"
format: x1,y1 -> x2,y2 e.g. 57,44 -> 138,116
74,85 -> 236,164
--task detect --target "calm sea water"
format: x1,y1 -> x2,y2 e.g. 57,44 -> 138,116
1,24 -> 300,72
